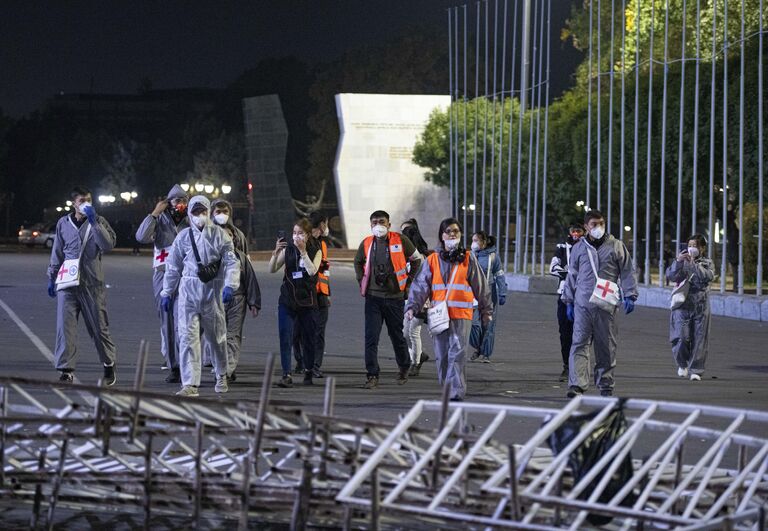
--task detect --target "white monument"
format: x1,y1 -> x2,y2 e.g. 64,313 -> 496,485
334,93 -> 451,248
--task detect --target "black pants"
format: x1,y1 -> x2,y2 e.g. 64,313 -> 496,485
364,295 -> 410,377
293,305 -> 329,370
556,298 -> 573,368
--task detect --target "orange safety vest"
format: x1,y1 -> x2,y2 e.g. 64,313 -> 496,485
317,239 -> 330,295
428,252 -> 474,320
361,232 -> 409,295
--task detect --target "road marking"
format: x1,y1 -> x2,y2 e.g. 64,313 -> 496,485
0,296 -> 82,384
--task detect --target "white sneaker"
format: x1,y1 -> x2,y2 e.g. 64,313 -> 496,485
176,385 -> 199,397
677,367 -> 688,378
215,375 -> 229,393
690,373 -> 701,381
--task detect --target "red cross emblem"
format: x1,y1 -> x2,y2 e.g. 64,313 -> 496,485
58,265 -> 69,280
597,281 -> 615,298
156,248 -> 169,263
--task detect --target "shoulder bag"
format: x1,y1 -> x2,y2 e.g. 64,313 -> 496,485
586,246 -> 621,312
670,274 -> 692,310
189,229 -> 221,283
55,224 -> 91,291
427,264 -> 459,335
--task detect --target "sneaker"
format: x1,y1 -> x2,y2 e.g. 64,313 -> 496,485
311,368 -> 323,378
419,353 -> 430,365
481,355 -> 491,363
470,351 -> 481,362
160,362 -> 169,371
293,365 -> 305,375
165,367 -> 181,384
363,376 -> 379,389
600,389 -> 613,397
566,386 -> 584,398
690,373 -> 701,381
59,371 -> 74,383
677,367 -> 688,378
396,369 -> 409,385
277,375 -> 293,388
229,370 -> 237,383
103,364 -> 116,387
559,368 -> 569,382
408,363 -> 421,377
215,375 -> 228,393
176,385 -> 199,397
303,372 -> 314,386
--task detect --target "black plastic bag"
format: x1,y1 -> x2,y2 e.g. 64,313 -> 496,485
546,400 -> 636,526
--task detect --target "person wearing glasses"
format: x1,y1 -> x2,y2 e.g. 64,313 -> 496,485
406,218 -> 492,402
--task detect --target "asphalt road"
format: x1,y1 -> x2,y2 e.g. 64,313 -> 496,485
1,250 -> 767,428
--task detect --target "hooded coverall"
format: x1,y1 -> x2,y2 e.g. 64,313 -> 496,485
469,242 -> 507,358
407,250 -> 492,400
48,212 -> 118,370
161,196 -> 240,387
560,235 -> 637,393
135,184 -> 189,368
665,256 -> 715,376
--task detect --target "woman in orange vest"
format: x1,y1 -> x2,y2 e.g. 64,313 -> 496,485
406,218 -> 493,401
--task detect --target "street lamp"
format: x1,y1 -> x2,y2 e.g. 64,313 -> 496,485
194,183 -> 204,192
204,184 -> 214,194
180,183 -> 190,192
221,184 -> 231,194
131,191 -> 138,198
56,207 -> 63,212
65,200 -> 72,206
120,192 -> 131,201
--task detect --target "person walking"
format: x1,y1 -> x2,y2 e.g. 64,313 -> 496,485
666,234 -> 715,381
561,210 -> 638,398
135,184 -> 189,383
270,218 -> 321,388
468,231 -> 507,363
548,222 -> 584,381
406,218 -> 492,401
160,195 -> 240,397
400,218 -> 430,376
354,210 -> 422,389
47,186 -> 118,385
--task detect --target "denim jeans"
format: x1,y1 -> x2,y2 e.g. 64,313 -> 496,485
278,303 -> 317,376
364,295 -> 410,377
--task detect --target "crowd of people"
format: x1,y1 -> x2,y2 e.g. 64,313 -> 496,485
46,184 -> 715,400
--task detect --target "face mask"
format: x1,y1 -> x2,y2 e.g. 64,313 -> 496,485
192,214 -> 207,228
570,231 -> 583,241
78,201 -> 92,214
213,213 -> 229,225
687,247 -> 700,258
444,238 -> 460,250
173,202 -> 187,214
293,234 -> 305,245
589,226 -> 605,240
372,225 -> 388,238
323,226 -> 330,237
471,242 -> 481,252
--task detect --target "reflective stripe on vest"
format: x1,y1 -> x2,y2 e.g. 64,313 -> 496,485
428,252 -> 474,320
317,239 -> 330,295
363,232 -> 408,292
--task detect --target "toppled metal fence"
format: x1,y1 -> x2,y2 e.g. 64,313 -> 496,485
2,345 -> 767,529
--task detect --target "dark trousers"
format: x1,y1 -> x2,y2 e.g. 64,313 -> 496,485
278,303 -> 317,376
293,305 -> 329,370
557,298 -> 574,369
364,295 -> 410,377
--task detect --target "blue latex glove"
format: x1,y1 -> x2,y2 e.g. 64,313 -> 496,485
566,303 -> 575,322
161,296 -> 172,313
222,286 -> 234,304
47,280 -> 56,298
82,204 -> 97,224
498,295 -> 506,306
623,299 -> 635,315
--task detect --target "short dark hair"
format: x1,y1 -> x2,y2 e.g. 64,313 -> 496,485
568,221 -> 585,231
688,233 -> 707,249
309,211 -> 327,228
438,217 -> 463,246
70,186 -> 91,201
370,210 -> 390,221
584,209 -> 605,224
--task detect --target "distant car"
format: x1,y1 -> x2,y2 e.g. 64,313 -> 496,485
18,222 -> 57,249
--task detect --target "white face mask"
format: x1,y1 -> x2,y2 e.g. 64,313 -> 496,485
444,238 -> 460,250
213,213 -> 229,225
372,225 -> 388,238
687,246 -> 700,258
589,226 -> 605,240
192,214 -> 207,228
293,234 -> 305,245
470,242 -> 481,252
323,226 -> 330,237
78,201 -> 92,214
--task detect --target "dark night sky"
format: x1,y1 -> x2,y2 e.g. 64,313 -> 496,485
0,0 -> 581,118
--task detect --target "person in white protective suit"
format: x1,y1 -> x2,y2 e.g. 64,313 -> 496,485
160,195 -> 240,397
135,184 -> 189,383
665,234 -> 715,381
406,217 -> 492,402
560,210 -> 638,398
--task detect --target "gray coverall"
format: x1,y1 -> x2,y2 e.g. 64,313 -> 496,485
135,185 -> 188,368
161,196 -> 240,387
407,251 -> 492,400
666,256 -> 715,376
560,235 -> 637,392
48,213 -> 118,370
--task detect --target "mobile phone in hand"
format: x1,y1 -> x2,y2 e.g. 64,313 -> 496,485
277,230 -> 285,241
